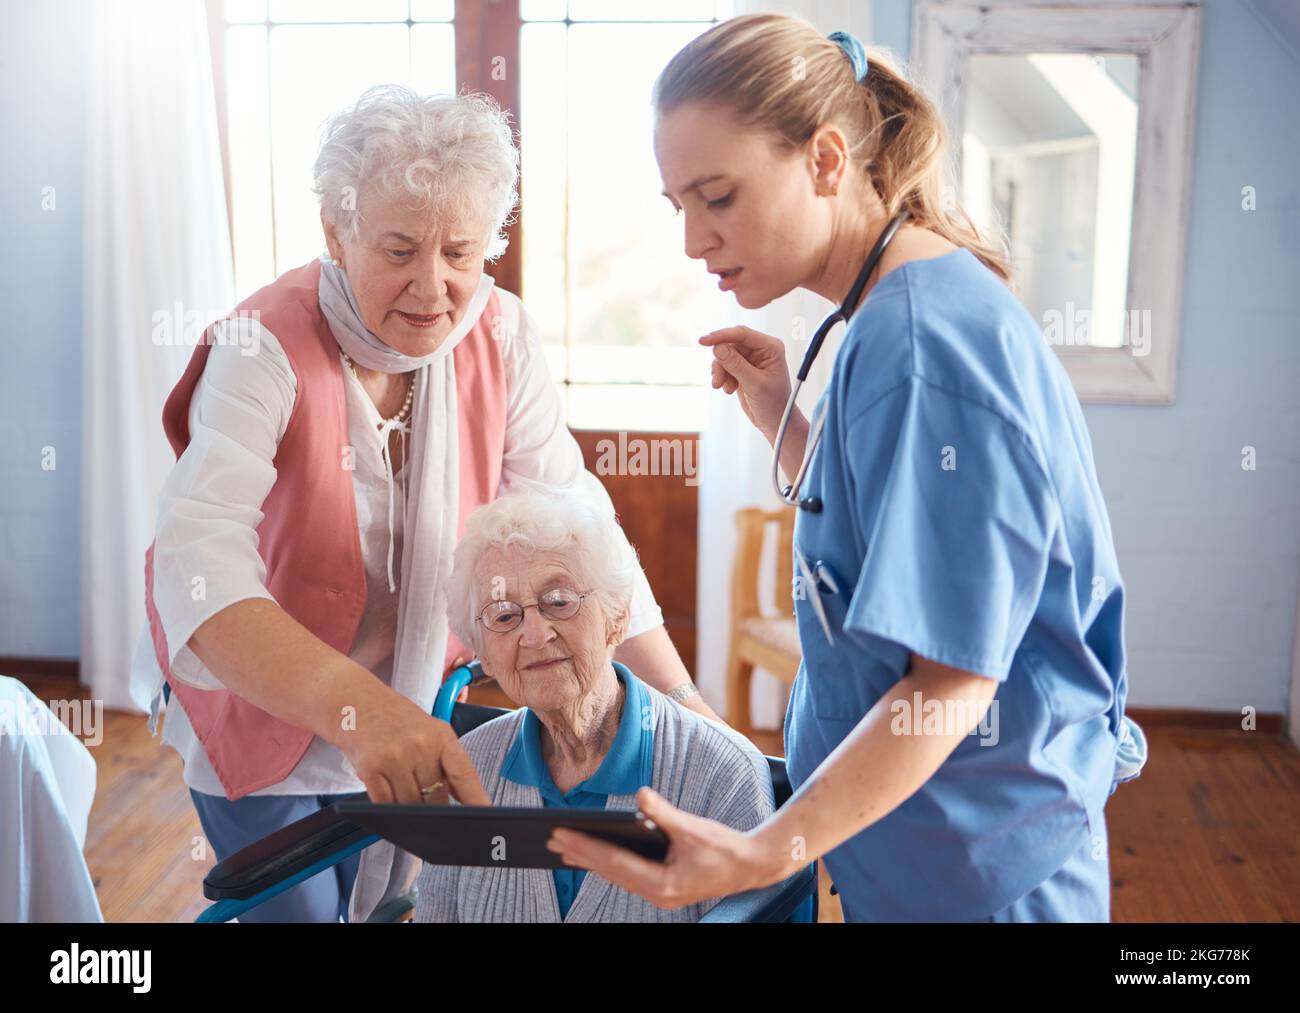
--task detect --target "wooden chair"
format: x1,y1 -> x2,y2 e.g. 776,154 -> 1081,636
726,507 -> 801,738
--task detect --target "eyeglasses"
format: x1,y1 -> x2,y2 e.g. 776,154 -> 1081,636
474,588 -> 591,634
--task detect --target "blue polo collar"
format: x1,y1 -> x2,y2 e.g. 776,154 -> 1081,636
500,661 -> 653,796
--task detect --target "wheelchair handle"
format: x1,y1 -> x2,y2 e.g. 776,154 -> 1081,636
433,661 -> 480,721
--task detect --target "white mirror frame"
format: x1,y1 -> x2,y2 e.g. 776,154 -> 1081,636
912,0 -> 1202,404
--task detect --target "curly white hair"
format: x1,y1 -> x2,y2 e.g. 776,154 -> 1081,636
447,490 -> 641,655
312,84 -> 519,260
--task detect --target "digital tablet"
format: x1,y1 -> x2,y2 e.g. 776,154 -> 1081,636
334,801 -> 669,869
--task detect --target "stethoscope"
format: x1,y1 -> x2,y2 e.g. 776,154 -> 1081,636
772,209 -> 912,513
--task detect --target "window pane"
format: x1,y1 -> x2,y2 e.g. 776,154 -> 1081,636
267,25 -> 412,272
225,26 -> 275,300
224,0 -> 267,23
567,346 -> 710,387
268,0 -> 409,22
410,0 -> 454,20
566,384 -> 708,432
410,24 -> 457,95
520,23 -> 568,357
558,23 -> 725,384
567,0 -> 722,20
522,0 -> 735,17
521,0 -> 566,20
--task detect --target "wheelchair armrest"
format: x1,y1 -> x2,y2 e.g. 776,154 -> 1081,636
697,863 -> 817,923
203,792 -> 371,902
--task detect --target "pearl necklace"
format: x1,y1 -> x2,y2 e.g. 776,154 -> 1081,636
341,351 -> 414,428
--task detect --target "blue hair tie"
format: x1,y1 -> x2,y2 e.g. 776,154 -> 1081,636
828,31 -> 869,81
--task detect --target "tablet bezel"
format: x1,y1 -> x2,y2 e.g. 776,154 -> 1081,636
334,801 -> 669,869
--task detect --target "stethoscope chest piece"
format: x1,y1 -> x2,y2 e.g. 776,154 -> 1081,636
779,484 -> 823,512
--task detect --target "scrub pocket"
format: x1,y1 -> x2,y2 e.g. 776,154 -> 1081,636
1022,649 -> 1104,844
795,578 -> 886,723
985,820 -> 1110,923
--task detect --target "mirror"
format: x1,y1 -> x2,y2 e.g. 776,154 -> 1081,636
913,1 -> 1202,403
965,52 -> 1140,350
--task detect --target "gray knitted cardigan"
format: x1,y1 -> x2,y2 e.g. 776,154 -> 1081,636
414,682 -> 775,922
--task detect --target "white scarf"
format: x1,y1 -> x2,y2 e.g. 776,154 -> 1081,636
317,253 -> 495,923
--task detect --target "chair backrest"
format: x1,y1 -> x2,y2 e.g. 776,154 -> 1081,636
449,701 -> 511,738
448,701 -> 792,807
730,507 -> 796,624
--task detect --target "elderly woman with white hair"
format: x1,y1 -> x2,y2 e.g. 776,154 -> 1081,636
131,85 -> 713,924
414,491 -> 773,923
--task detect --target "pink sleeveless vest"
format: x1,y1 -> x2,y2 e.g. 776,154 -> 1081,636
144,259 -> 507,800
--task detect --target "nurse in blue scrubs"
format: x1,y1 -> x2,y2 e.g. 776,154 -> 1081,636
548,16 -> 1145,922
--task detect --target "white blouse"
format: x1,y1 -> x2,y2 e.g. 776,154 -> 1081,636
129,288 -> 664,797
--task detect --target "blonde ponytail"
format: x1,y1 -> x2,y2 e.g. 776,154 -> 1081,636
654,13 -> 1013,285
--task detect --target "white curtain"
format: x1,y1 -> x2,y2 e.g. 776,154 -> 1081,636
695,0 -> 871,726
82,0 -> 234,712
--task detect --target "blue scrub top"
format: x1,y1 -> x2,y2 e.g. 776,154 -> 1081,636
786,247 -> 1126,922
499,662 -> 654,919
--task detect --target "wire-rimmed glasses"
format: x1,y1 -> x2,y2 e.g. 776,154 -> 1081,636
474,587 -> 591,634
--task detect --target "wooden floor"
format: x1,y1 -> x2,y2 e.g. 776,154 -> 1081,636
18,673 -> 1300,923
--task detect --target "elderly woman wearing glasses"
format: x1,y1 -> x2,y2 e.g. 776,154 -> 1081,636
131,85 -> 714,924
414,491 -> 774,922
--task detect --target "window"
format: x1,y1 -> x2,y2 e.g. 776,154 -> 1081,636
217,0 -> 456,298
519,1 -> 732,430
212,0 -> 734,430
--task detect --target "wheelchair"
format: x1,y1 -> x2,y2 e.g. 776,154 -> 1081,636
196,663 -> 818,923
